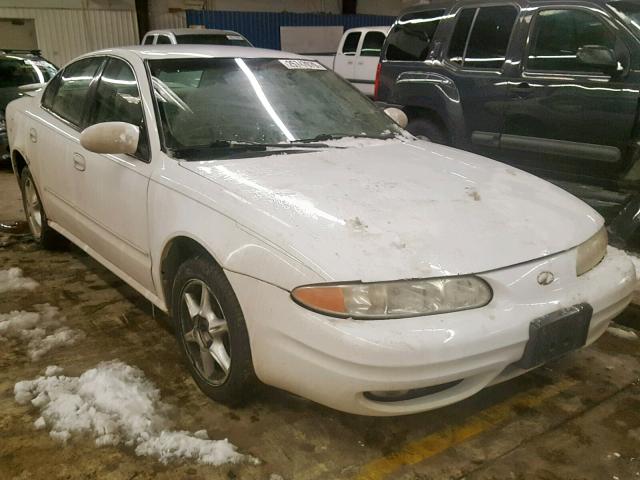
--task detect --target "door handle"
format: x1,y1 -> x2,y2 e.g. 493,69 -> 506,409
347,60 -> 354,65
73,152 -> 86,172
29,128 -> 37,143
512,82 -> 532,96
357,61 -> 364,65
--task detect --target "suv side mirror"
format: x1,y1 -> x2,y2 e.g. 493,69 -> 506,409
384,107 -> 408,128
577,45 -> 618,71
80,121 -> 139,155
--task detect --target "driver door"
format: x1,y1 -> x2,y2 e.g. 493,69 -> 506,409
72,57 -> 155,292
501,6 -> 638,180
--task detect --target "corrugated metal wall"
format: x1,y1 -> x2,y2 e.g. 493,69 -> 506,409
186,10 -> 395,50
149,11 -> 187,30
0,7 -> 139,66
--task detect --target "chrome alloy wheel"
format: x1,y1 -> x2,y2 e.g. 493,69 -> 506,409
180,279 -> 231,385
23,176 -> 42,239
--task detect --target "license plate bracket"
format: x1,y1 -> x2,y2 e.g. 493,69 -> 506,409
516,303 -> 593,370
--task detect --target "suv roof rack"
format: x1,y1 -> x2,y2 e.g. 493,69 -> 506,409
0,48 -> 41,55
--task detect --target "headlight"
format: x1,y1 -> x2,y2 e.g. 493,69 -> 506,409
291,276 -> 492,319
576,227 -> 608,276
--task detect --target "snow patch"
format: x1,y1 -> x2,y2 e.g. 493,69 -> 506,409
0,268 -> 38,293
45,365 -> 64,377
607,326 -> 638,341
14,360 -> 257,466
0,304 -> 85,360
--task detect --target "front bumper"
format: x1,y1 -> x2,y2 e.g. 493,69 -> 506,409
228,246 -> 635,416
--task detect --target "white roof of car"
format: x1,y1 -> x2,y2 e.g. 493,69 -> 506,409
145,28 -> 241,36
89,45 -> 304,61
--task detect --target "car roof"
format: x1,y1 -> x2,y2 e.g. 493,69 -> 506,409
87,45 -> 305,62
398,0 -> 611,15
144,28 -> 242,36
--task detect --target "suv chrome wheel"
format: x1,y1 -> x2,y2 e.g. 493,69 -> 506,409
180,279 -> 231,385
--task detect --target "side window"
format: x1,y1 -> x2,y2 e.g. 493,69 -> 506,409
48,57 -> 103,126
156,35 -> 172,45
448,9 -> 476,65
143,35 -> 155,45
527,9 -> 616,73
342,32 -> 361,55
360,31 -> 386,57
447,6 -> 518,69
384,9 -> 445,62
41,70 -> 62,109
90,57 -> 148,159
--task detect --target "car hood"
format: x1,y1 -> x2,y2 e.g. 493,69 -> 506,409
180,140 -> 602,282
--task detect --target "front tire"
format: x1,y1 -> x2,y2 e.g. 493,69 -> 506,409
171,256 -> 257,406
407,117 -> 449,145
20,167 -> 66,249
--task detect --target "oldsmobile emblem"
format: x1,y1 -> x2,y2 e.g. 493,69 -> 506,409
537,271 -> 555,286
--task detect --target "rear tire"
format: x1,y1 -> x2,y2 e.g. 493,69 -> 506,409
407,117 -> 449,145
171,255 -> 257,406
20,167 -> 66,250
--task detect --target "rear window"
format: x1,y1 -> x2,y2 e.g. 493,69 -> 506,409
384,9 -> 446,61
0,56 -> 57,88
175,34 -> 251,47
447,5 -> 518,69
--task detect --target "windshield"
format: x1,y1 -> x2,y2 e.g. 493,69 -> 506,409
609,1 -> 640,34
0,56 -> 57,88
175,34 -> 251,47
147,57 -> 400,156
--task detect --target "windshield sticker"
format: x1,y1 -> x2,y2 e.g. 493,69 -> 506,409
227,35 -> 244,40
279,59 -> 326,70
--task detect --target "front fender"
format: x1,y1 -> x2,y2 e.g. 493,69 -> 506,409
148,174 -> 325,306
390,70 -> 466,144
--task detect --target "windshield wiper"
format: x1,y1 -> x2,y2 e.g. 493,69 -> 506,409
294,132 -> 396,143
168,139 -> 336,159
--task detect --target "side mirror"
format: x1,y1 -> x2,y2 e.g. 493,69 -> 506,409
384,107 -> 408,129
80,121 -> 139,155
577,45 -> 618,71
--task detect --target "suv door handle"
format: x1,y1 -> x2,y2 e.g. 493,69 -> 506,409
29,128 -> 37,143
512,82 -> 532,95
73,153 -> 86,172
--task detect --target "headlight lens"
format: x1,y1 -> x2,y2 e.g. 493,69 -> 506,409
576,227 -> 608,276
291,276 -> 492,319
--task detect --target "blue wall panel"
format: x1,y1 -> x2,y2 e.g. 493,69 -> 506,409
186,10 -> 395,51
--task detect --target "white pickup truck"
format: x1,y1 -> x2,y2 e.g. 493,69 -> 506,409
313,26 -> 389,97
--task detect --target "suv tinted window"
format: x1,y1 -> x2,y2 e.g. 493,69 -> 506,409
156,35 -> 172,45
447,6 -> 517,69
0,56 -> 57,88
361,31 -> 386,57
527,9 -> 616,73
448,9 -> 476,65
143,35 -> 155,45
342,32 -> 361,54
385,9 -> 445,61
49,57 -> 103,126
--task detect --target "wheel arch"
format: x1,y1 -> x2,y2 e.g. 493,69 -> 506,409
11,148 -> 29,182
158,234 -> 222,314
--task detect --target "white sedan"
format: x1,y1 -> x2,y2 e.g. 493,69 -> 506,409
6,45 -> 636,416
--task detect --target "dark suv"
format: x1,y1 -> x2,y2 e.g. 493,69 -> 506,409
0,50 -> 57,161
375,0 -> 640,249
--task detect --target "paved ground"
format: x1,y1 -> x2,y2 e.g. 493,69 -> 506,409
1,163 -> 640,480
